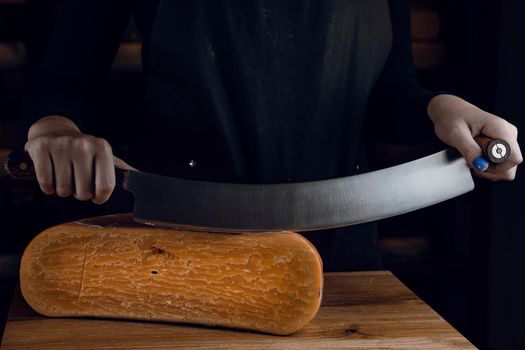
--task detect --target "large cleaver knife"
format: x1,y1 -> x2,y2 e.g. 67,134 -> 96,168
4,137 -> 510,233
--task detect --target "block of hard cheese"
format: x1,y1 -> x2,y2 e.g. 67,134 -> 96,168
20,213 -> 323,335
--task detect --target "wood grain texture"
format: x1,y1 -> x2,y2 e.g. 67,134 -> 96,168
1,272 -> 477,349
18,214 -> 323,335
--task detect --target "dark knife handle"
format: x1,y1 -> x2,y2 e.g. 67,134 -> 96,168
3,150 -> 129,188
474,136 -> 511,164
3,150 -> 36,180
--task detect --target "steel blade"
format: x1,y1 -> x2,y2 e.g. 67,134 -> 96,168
125,149 -> 474,232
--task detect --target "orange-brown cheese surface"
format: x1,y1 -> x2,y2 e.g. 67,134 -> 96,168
20,213 -> 323,335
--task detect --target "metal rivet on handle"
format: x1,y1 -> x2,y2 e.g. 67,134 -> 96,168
491,143 -> 507,160
486,139 -> 511,163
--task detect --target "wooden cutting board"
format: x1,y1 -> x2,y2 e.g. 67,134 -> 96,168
1,271 -> 476,349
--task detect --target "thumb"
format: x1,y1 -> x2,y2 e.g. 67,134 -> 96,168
445,124 -> 489,171
113,155 -> 138,172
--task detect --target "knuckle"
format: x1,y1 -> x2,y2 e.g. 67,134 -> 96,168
55,135 -> 71,145
445,123 -> 469,145
28,138 -> 50,153
494,116 -> 508,126
72,137 -> 94,153
52,136 -> 72,150
443,121 -> 463,136
95,138 -> 112,153
507,122 -> 518,136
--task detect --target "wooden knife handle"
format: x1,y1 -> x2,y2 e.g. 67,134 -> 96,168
3,150 -> 129,187
474,136 -> 511,164
3,151 -> 36,180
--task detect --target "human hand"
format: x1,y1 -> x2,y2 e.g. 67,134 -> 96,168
428,94 -> 522,181
24,115 -> 136,203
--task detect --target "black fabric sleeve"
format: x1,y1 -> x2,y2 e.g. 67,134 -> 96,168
366,0 -> 441,146
20,0 -> 134,133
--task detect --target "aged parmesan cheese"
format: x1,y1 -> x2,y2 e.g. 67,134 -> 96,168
20,213 -> 323,335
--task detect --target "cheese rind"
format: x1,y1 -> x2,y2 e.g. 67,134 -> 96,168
20,213 -> 323,335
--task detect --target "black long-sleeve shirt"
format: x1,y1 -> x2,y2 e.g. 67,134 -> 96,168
21,0 -> 439,271
22,0 -> 437,179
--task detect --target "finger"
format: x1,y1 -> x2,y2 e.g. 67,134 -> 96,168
480,117 -> 517,140
113,155 -> 138,171
486,155 -> 521,173
442,122 -> 486,170
511,141 -> 523,166
26,140 -> 55,195
502,138 -> 523,170
93,142 -> 115,204
472,166 -> 517,181
52,152 -> 73,198
72,151 -> 94,201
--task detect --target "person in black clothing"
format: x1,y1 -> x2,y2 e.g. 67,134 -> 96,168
21,0 -> 521,271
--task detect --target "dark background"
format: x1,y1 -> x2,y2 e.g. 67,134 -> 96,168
0,0 -> 524,349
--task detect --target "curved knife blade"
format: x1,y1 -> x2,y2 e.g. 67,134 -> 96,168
126,149 -> 474,232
